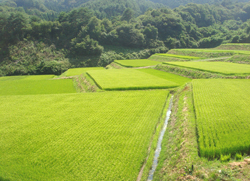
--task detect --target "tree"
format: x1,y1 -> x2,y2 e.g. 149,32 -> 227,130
71,35 -> 104,56
143,24 -> 158,40
121,8 -> 134,22
116,24 -> 145,47
1,12 -> 28,46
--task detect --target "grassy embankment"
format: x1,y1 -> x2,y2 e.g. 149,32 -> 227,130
106,62 -> 126,69
114,59 -> 161,67
61,67 -> 104,93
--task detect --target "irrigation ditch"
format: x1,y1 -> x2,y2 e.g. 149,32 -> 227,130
147,96 -> 174,181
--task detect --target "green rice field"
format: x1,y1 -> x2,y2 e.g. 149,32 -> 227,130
114,59 -> 161,67
193,79 -> 250,159
0,90 -> 169,180
137,69 -> 191,85
0,75 -> 76,95
87,69 -> 179,90
163,62 -> 250,75
65,67 -> 105,76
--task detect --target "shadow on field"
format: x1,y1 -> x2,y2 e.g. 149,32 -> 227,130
0,176 -> 10,181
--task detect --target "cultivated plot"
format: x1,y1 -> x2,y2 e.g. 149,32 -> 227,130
163,62 -> 250,75
114,59 -> 161,67
154,53 -> 202,60
174,49 -> 250,55
192,79 -> 250,158
65,67 -> 105,76
0,90 -> 169,180
87,69 -> 179,90
0,75 -> 76,95
0,75 -> 54,81
137,69 -> 191,85
167,49 -> 249,58
216,43 -> 250,51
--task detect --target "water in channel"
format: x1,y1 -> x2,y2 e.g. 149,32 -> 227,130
147,96 -> 174,181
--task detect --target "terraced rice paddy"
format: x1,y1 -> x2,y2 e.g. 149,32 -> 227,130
87,69 -> 178,90
154,53 -> 202,60
193,79 -> 250,159
65,67 -> 104,76
0,90 -> 169,180
216,43 -> 250,51
0,75 -> 76,95
163,62 -> 250,75
167,48 -> 250,58
174,49 -> 250,55
137,69 -> 191,85
114,59 -> 161,67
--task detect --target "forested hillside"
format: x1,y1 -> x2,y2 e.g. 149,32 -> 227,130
0,0 -> 164,19
150,0 -> 250,8
1,0 -> 250,76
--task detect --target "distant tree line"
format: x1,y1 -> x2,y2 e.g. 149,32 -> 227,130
1,0 -> 250,76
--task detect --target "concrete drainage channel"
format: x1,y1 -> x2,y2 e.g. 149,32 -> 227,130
147,96 -> 174,181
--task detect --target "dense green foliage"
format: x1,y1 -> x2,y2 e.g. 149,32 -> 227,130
87,69 -> 178,90
114,59 -> 161,67
0,41 -> 71,76
0,0 -> 163,19
2,0 -> 250,75
150,0 -> 249,8
163,62 -> 250,75
0,90 -> 169,180
193,79 -> 250,159
137,69 -> 191,85
0,75 -> 76,95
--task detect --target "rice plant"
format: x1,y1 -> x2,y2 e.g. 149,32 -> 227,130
0,90 -> 169,180
192,79 -> 250,159
163,62 -> 250,75
87,69 -> 179,90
